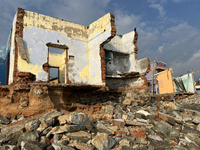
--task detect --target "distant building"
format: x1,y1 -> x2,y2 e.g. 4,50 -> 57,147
195,84 -> 200,94
145,61 -> 167,94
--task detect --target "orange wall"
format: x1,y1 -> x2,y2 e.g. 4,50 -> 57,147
157,70 -> 174,94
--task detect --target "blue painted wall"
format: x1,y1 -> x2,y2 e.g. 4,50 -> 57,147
0,33 -> 11,85
197,89 -> 200,95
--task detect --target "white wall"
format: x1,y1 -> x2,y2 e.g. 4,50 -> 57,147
8,14 -> 17,84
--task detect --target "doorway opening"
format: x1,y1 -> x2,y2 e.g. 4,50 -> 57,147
48,46 -> 66,83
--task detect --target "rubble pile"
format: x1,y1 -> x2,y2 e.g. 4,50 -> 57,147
1,95 -> 200,150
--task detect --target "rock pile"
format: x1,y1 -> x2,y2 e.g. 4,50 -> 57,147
1,95 -> 200,150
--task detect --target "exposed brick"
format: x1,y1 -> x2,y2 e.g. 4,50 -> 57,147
113,120 -> 125,127
131,130 -> 145,139
155,112 -> 174,121
103,114 -> 113,120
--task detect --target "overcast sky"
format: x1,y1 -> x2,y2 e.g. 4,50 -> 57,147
0,0 -> 200,80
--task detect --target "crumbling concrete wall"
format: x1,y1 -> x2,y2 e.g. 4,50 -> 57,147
87,13 -> 116,84
9,8 -> 115,86
103,31 -> 150,76
19,10 -> 88,83
103,30 -> 150,94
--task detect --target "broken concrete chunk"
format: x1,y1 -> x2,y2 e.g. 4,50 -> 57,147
92,133 -> 115,150
68,112 -> 93,131
135,110 -> 151,120
94,121 -> 112,134
23,141 -> 49,150
66,131 -> 91,143
17,129 -> 40,146
193,117 -> 200,124
73,141 -> 95,150
125,120 -> 146,126
25,119 -> 41,131
58,115 -> 68,125
102,105 -> 114,114
186,133 -> 198,141
122,98 -> 132,105
1,124 -> 25,143
0,116 -> 10,125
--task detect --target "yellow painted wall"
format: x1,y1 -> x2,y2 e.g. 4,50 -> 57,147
87,13 -> 111,41
50,78 -> 58,83
18,53 -> 43,78
23,11 -> 88,40
49,53 -> 62,67
157,69 -> 174,94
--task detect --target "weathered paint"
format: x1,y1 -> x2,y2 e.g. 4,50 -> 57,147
16,10 -> 113,85
103,32 -> 149,75
48,52 -> 66,83
23,11 -> 88,40
8,14 -> 17,84
196,89 -> 200,95
88,13 -> 113,84
173,73 -> 195,93
157,69 -> 174,94
145,61 -> 167,93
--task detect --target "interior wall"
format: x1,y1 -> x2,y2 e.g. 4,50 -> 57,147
19,10 -> 89,83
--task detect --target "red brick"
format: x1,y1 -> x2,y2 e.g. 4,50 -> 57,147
113,120 -> 125,127
131,130 -> 145,139
155,112 -> 173,121
103,114 -> 113,120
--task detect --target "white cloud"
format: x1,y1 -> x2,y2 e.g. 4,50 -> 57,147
143,23 -> 200,80
147,0 -> 167,3
149,3 -> 166,19
158,45 -> 164,52
162,22 -> 199,43
172,0 -> 190,3
114,9 -> 141,35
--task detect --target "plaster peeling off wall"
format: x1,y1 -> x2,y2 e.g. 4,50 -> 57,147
104,31 -> 150,75
8,14 -> 17,84
106,54 -> 129,75
87,13 -> 113,85
16,10 -> 114,85
21,10 -> 88,83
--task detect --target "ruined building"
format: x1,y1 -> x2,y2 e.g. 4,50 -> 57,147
0,8 -> 150,116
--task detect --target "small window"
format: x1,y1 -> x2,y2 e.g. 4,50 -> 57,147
69,55 -> 75,60
105,51 -> 112,63
49,67 -> 59,83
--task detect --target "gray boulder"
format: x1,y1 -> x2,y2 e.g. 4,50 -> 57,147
18,129 -> 40,146
23,141 -> 49,150
0,116 -> 10,125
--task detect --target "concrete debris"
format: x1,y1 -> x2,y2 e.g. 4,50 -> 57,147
0,95 -> 200,149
